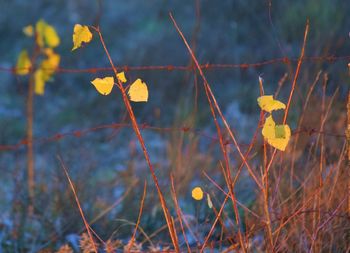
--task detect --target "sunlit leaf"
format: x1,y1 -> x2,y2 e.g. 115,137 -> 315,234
128,78 -> 148,102
91,77 -> 115,95
35,20 -> 46,47
34,69 -> 46,95
44,24 -> 60,48
117,71 -> 127,83
72,24 -> 93,51
23,25 -> 34,37
16,50 -> 32,75
257,95 -> 286,113
41,48 -> 60,79
262,115 -> 291,151
192,187 -> 203,201
36,19 -> 60,48
207,193 -> 213,208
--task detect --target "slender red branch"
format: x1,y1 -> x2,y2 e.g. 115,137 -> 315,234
93,26 -> 180,252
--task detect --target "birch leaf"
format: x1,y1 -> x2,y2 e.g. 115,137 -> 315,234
192,187 -> 203,201
91,77 -> 115,95
16,50 -> 32,75
34,69 -> 46,95
262,115 -> 291,151
72,24 -> 93,51
257,95 -> 286,113
128,78 -> 148,102
36,19 -> 60,48
117,71 -> 127,83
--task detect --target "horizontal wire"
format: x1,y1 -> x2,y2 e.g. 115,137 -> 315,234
2,55 -> 350,74
0,121 -> 345,152
0,54 -> 347,151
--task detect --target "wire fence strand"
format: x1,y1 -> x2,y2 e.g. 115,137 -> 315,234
2,55 -> 350,74
1,53 -> 348,152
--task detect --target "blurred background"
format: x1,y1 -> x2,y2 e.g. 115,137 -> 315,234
0,0 -> 349,251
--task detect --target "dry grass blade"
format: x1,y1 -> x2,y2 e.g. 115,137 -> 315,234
127,180 -> 147,252
57,155 -> 98,253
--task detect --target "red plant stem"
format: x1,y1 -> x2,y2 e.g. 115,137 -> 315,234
94,27 -> 180,252
169,13 -> 248,252
262,141 -> 274,251
266,19 -> 309,174
170,175 -> 191,253
26,34 -> 41,214
169,13 -> 261,191
283,19 -> 309,124
26,68 -> 35,212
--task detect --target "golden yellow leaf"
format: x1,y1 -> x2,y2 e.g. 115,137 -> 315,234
16,50 -> 32,75
257,95 -> 286,113
41,49 -> 60,79
91,77 -> 115,95
35,20 -> 45,47
192,187 -> 203,201
128,79 -> 148,102
262,115 -> 291,151
72,24 -> 93,51
262,115 -> 275,138
35,19 -> 60,48
34,69 -> 46,95
117,71 -> 127,83
23,25 -> 34,37
44,24 -> 60,48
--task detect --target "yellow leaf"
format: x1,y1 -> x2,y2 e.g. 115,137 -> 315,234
16,50 -> 32,75
44,24 -> 60,48
91,77 -> 115,95
34,69 -> 46,95
257,95 -> 286,113
191,187 -> 203,201
128,78 -> 148,102
35,20 -> 45,47
262,115 -> 291,151
35,19 -> 60,48
72,24 -> 93,51
207,193 -> 213,208
41,49 -> 60,79
23,25 -> 34,37
117,71 -> 127,83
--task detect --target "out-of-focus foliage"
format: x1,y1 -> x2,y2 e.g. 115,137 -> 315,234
15,19 -> 60,95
